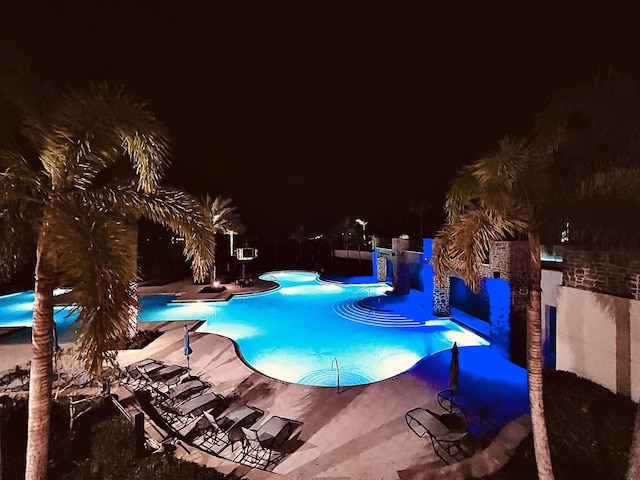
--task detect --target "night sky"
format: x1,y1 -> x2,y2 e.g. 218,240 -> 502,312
3,1 -> 640,240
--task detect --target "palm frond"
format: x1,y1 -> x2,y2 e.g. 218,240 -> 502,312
32,83 -> 171,193
535,68 -> 640,156
45,196 -> 138,377
75,183 -> 215,282
204,194 -> 244,234
444,165 -> 480,218
567,166 -> 640,247
0,150 -> 43,281
0,150 -> 43,208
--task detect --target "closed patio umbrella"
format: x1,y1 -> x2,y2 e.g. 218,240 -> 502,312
184,325 -> 193,378
449,342 -> 459,393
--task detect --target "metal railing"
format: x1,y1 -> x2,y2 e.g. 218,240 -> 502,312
331,357 -> 340,394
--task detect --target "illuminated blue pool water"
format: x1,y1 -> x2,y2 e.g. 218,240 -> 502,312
0,289 -> 78,342
138,271 -> 488,386
0,271 -> 488,386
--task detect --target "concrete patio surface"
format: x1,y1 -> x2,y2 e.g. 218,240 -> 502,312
0,275 -> 532,480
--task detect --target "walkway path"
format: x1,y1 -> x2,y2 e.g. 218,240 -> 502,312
115,277 -> 531,479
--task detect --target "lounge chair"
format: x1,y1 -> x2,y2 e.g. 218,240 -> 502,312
157,392 -> 224,432
237,415 -> 296,469
137,364 -> 186,393
405,407 -> 470,464
192,410 -> 234,453
168,378 -> 209,402
238,426 -> 273,467
192,404 -> 264,454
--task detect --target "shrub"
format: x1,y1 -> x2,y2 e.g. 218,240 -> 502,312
1,396 -> 243,480
480,369 -> 636,479
126,330 -> 163,350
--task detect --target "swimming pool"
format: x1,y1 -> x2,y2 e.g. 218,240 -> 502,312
138,271 -> 488,386
0,288 -> 79,344
0,271 -> 488,386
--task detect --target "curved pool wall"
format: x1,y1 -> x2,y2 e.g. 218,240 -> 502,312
0,271 -> 488,386
138,270 -> 489,387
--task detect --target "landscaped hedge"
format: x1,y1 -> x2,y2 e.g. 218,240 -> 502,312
481,369 -> 637,479
0,395 -> 244,480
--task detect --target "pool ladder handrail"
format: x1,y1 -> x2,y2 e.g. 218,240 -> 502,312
349,286 -> 372,298
348,287 -> 379,315
331,357 -> 340,394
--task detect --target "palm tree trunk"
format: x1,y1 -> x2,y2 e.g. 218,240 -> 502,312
127,222 -> 139,341
527,230 -> 554,480
25,235 -> 56,480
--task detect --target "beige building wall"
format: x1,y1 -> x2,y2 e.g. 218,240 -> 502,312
557,286 -> 640,400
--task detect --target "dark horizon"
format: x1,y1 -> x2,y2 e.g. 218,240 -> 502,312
2,1 -> 640,240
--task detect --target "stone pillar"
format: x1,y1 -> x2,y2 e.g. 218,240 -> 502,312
392,237 -> 411,294
422,238 -> 435,318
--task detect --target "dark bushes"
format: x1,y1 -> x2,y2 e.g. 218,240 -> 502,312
481,370 -> 636,479
0,395 -> 243,480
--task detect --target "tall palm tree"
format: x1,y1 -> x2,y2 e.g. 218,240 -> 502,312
409,201 -> 432,240
290,225 -> 305,265
0,83 -> 215,480
433,135 -> 555,479
203,195 -> 245,287
534,68 -> 640,480
434,69 -> 640,480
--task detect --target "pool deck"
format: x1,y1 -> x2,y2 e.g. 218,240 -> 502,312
0,276 -> 532,480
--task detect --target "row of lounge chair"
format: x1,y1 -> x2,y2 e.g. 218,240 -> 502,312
119,358 -> 301,470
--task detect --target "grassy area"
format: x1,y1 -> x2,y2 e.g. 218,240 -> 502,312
480,370 -> 636,479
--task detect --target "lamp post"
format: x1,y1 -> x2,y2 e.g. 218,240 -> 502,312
355,218 -> 368,247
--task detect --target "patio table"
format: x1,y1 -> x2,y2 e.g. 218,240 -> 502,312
256,416 -> 293,449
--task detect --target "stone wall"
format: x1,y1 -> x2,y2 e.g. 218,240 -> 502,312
563,247 -> 640,301
433,283 -> 450,316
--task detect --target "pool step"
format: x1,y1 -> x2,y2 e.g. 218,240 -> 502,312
297,367 -> 374,386
333,299 -> 423,327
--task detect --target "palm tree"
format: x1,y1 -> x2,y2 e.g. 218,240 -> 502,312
290,225 -> 305,265
0,83 -> 215,480
434,69 -> 640,480
336,216 -> 357,263
534,68 -> 640,480
409,201 -> 432,240
202,195 -> 245,287
433,135 -> 555,479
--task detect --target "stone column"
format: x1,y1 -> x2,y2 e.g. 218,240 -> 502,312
392,236 -> 410,294
422,238 -> 435,318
